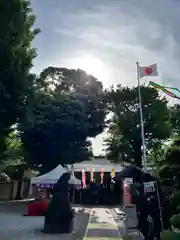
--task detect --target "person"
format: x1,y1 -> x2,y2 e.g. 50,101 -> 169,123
161,196 -> 171,229
147,196 -> 162,240
136,191 -> 150,239
147,213 -> 154,240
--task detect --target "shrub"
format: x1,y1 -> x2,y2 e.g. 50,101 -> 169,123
161,230 -> 180,240
169,190 -> 180,214
170,214 -> 180,229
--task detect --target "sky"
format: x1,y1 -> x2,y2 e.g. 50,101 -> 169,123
31,0 -> 180,155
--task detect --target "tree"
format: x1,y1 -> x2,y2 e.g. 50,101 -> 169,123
148,142 -> 167,172
0,0 -> 39,159
159,137 -> 180,186
0,129 -> 23,172
20,67 -> 107,173
170,104 -> 180,135
105,85 -> 171,167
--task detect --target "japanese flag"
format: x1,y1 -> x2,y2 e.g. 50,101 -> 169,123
139,64 -> 158,78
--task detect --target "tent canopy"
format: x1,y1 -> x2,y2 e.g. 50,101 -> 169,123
31,165 -> 81,185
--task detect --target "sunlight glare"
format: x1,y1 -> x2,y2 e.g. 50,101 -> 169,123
71,55 -> 109,87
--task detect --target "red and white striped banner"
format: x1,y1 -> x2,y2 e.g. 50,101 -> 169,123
100,168 -> 104,184
82,169 -> 86,188
90,168 -> 94,182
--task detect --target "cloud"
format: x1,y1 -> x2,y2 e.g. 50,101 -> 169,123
31,0 -> 180,154
32,0 -> 180,88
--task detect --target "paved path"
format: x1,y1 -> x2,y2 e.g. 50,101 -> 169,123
84,207 -> 122,240
0,207 -> 91,240
112,207 -> 144,240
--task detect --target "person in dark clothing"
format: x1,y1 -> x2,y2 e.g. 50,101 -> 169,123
161,196 -> 171,230
147,196 -> 162,240
136,193 -> 150,239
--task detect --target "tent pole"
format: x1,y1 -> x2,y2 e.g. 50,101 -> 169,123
73,186 -> 75,204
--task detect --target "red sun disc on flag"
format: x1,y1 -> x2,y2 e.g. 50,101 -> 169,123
144,67 -> 153,75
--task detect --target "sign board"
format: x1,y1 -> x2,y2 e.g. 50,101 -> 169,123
124,178 -> 133,185
144,181 -> 155,193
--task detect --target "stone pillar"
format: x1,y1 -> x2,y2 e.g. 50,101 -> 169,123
11,181 -> 18,200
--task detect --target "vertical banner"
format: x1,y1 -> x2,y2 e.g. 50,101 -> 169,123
82,169 -> 86,188
90,168 -> 94,182
123,181 -> 132,207
111,168 -> 115,179
100,168 -> 104,184
123,182 -> 131,206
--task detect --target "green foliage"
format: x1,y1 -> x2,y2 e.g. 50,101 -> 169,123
159,164 -> 180,180
170,214 -> 180,229
165,145 -> 180,166
158,137 -> 180,187
0,129 -> 24,172
169,191 -> 180,214
105,85 -> 171,167
161,230 -> 180,240
4,163 -> 25,180
0,129 -> 25,180
0,0 -> 39,158
170,104 -> 180,135
103,132 -> 124,162
148,142 -> 166,172
20,67 -> 107,173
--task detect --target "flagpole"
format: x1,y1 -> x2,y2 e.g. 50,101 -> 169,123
136,62 -> 147,172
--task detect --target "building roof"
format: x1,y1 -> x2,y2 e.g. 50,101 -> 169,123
68,158 -> 123,172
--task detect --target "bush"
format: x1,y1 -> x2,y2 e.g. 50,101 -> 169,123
169,190 -> 180,214
161,230 -> 180,240
170,214 -> 180,229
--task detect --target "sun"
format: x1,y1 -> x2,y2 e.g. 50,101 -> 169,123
70,55 -> 109,87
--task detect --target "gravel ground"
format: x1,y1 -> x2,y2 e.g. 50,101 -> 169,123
0,204 -> 91,240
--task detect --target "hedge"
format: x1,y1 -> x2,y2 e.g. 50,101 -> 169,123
161,230 -> 180,240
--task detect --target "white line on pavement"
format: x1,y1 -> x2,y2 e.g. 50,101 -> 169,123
83,208 -> 93,240
109,208 -> 123,238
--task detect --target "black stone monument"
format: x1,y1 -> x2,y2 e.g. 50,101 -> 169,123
43,172 -> 74,233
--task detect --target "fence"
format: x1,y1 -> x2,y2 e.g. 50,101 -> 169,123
0,180 -> 30,201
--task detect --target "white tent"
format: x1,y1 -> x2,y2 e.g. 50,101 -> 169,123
68,175 -> 81,185
31,165 -> 81,185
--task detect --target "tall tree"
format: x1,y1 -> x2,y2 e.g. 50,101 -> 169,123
170,104 -> 180,135
105,85 -> 171,167
0,129 -> 23,172
0,0 -> 39,159
158,137 -> 180,187
21,67 -> 107,173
